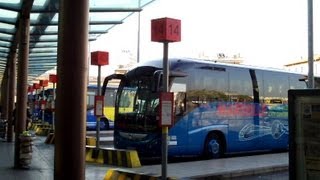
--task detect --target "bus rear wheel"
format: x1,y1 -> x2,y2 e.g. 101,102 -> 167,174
204,133 -> 224,159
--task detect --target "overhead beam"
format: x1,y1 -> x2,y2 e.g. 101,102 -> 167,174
30,29 -> 108,36
0,28 -> 16,35
0,37 -> 14,43
0,17 -> 18,25
0,44 -> 11,48
0,3 -> 20,12
29,7 -> 142,13
29,37 -> 95,42
30,20 -> 122,26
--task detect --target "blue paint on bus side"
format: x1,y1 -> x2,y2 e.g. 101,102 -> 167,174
167,102 -> 289,156
86,109 -> 114,130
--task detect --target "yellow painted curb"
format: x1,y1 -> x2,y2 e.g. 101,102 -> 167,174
104,169 -> 177,180
86,136 -> 96,146
85,146 -> 141,168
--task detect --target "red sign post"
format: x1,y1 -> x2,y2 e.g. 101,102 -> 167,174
33,83 -> 40,90
27,86 -> 34,93
91,51 -> 109,66
49,74 -> 57,130
159,92 -> 174,126
33,83 -> 41,114
151,17 -> 181,42
151,17 -> 181,180
49,74 -> 57,84
94,95 -> 104,117
39,80 -> 49,122
91,51 -> 109,149
39,80 -> 49,87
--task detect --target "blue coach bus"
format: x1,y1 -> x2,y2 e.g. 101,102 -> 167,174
102,58 -> 315,159
30,86 -> 116,130
86,85 -> 117,130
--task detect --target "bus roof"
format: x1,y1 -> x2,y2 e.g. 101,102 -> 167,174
135,58 -> 311,76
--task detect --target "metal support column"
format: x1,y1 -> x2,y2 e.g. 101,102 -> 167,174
14,16 -> 30,168
1,67 -> 9,141
54,0 -> 89,179
52,82 -> 55,130
307,0 -> 314,88
95,65 -> 101,148
7,52 -> 17,142
161,42 -> 169,180
1,68 -> 8,121
41,86 -> 45,122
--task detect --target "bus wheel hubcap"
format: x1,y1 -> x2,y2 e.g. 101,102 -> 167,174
209,140 -> 219,154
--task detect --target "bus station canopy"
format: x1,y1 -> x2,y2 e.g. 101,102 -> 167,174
0,0 -> 155,84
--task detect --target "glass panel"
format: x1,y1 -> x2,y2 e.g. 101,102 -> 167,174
0,41 -> 11,46
30,13 -> 41,21
29,58 -> 57,62
89,24 -> 114,31
89,12 -> 130,21
29,57 -> 56,60
33,0 -> 48,7
89,34 -> 100,40
0,0 -> 158,81
0,0 -> 21,4
0,9 -> 18,18
0,47 -> 9,52
141,0 -> 155,7
29,53 -> 56,57
0,22 -> 15,29
29,64 -> 56,68
90,0 -> 139,8
31,42 -> 57,47
30,48 -> 57,53
51,14 -> 58,22
45,25 -> 58,33
0,27 -> 16,34
38,35 -> 58,41
0,37 -> 12,42
0,32 -> 12,39
0,52 -> 8,57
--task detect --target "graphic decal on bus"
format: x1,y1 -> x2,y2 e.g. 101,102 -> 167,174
239,120 -> 288,141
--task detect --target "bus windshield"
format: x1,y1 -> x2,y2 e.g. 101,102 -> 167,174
115,76 -> 160,133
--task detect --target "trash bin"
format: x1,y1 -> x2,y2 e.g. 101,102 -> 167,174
0,119 -> 6,139
19,132 -> 34,168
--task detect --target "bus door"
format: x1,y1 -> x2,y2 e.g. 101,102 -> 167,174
101,73 -> 126,119
156,70 -> 189,155
102,74 -> 126,96
170,83 -> 188,155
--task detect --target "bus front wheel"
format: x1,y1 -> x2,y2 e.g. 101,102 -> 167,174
204,133 -> 224,159
101,118 -> 110,130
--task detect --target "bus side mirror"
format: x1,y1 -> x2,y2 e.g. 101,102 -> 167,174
153,70 -> 163,92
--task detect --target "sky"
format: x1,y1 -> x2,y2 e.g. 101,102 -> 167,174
89,0 -> 320,76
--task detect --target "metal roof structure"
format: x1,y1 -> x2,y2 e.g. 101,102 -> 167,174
0,0 -> 155,83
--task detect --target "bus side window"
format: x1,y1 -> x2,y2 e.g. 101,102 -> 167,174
175,92 -> 186,116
